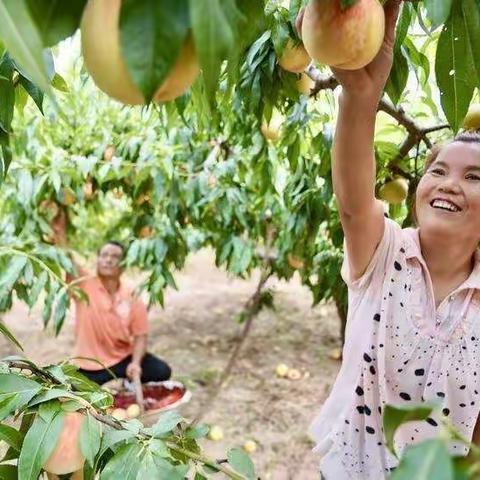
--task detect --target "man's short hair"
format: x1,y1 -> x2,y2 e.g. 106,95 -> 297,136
97,240 -> 125,257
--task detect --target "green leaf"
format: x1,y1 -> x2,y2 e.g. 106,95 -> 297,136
0,374 -> 42,418
189,0 -> 235,104
0,321 -> 23,351
26,0 -> 86,47
0,76 -> 14,133
0,465 -> 17,480
403,37 -> 430,85
100,443 -> 143,480
27,387 -> 78,407
395,1 -> 413,46
150,410 -> 183,437
391,439 -> 454,480
136,450 -> 159,479
53,287 -> 69,335
149,456 -> 188,480
80,413 -> 102,467
0,423 -> 23,452
0,0 -> 52,95
435,1 -> 476,131
17,403 -> 64,480
383,403 -> 435,456
385,47 -> 409,105
27,270 -> 48,308
51,72 -> 69,92
98,427 -> 136,458
185,423 -> 209,439
340,0 -> 360,8
120,0 -> 190,103
148,438 -> 170,458
227,448 -> 255,480
0,130 -> 11,181
424,0 -> 453,29
461,0 -> 480,87
452,455 -> 472,480
0,256 -> 27,295
0,395 -> 20,421
2,411 -> 33,462
19,74 -> 43,113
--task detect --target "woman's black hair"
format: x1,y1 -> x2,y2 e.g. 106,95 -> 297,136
423,131 -> 480,173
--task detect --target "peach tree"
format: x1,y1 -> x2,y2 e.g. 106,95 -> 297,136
0,0 -> 479,478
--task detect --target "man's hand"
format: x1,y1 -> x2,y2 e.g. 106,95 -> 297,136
126,362 -> 142,380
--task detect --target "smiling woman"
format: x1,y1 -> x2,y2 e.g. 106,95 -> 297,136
305,0 -> 480,474
415,133 -> 480,230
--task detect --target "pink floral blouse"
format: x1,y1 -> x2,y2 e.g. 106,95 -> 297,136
309,218 -> 480,479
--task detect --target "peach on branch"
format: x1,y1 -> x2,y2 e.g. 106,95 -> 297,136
43,412 -> 86,475
278,40 -> 311,73
81,0 -> 199,105
261,111 -> 284,142
301,0 -> 385,70
296,73 -> 315,96
378,178 -> 409,204
464,104 -> 480,131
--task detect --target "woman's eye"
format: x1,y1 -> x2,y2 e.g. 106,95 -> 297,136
466,174 -> 480,181
430,168 -> 445,175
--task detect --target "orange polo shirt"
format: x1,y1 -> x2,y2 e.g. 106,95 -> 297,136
73,273 -> 149,370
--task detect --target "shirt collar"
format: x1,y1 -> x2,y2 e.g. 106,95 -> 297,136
94,276 -> 126,297
403,227 -> 480,291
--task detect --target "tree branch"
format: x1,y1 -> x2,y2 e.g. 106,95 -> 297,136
305,67 -> 452,171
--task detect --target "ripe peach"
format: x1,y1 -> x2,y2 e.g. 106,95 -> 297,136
296,73 -> 315,96
43,412 -> 85,475
243,440 -> 257,453
287,254 -> 304,270
138,226 -> 154,239
83,182 -> 94,200
378,178 -> 409,204
261,111 -> 283,142
111,408 -> 127,421
103,145 -> 116,162
278,40 -> 311,73
81,0 -> 199,105
301,0 -> 385,70
275,363 -> 289,378
63,188 -> 76,206
208,425 -> 224,441
126,403 -> 141,419
464,104 -> 480,131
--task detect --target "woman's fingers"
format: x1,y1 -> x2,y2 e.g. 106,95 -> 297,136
383,0 -> 402,48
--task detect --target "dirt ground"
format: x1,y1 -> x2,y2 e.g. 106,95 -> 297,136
1,249 -> 342,480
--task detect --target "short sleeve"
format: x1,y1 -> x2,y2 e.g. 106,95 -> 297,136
341,217 -> 401,292
129,299 -> 149,336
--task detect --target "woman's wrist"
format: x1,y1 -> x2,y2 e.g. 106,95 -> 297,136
339,89 -> 381,112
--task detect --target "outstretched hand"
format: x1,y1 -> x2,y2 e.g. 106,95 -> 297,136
296,0 -> 401,102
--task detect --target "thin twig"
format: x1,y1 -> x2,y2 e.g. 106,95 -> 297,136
305,67 -> 452,170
